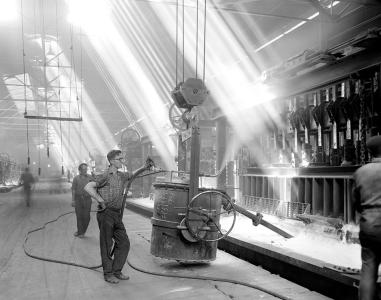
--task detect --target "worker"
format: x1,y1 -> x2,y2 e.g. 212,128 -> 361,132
84,150 -> 154,284
353,135 -> 381,300
19,167 -> 35,207
72,163 -> 92,238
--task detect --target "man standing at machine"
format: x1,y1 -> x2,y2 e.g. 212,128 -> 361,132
85,150 -> 153,284
353,135 -> 381,300
72,163 -> 92,238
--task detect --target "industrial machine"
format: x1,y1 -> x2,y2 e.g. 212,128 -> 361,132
150,78 -> 292,263
238,47 -> 381,225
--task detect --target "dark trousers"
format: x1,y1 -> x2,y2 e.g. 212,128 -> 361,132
359,238 -> 381,300
24,187 -> 32,206
97,209 -> 130,276
74,195 -> 92,235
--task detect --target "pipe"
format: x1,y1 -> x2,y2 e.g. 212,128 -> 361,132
233,204 -> 293,239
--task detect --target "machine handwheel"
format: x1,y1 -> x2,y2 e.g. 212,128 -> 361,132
168,103 -> 189,131
185,190 -> 236,242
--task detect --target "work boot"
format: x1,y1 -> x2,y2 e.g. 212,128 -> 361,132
104,275 -> 119,284
74,232 -> 79,237
114,272 -> 129,280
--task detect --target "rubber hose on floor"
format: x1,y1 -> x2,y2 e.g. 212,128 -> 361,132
23,210 -> 292,300
23,210 -> 103,271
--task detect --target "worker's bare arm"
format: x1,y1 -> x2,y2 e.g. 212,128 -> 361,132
84,182 -> 105,205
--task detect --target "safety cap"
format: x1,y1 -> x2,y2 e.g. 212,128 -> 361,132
366,135 -> 381,156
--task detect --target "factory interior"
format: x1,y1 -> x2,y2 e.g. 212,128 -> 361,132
1,0 -> 381,299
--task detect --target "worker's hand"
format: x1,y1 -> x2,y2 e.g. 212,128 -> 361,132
145,157 -> 155,170
97,201 -> 106,212
71,200 -> 75,207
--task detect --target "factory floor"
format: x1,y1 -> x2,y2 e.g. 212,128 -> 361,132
127,197 -> 362,271
0,180 -> 330,300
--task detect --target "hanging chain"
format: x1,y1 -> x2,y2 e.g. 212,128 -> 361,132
359,83 -> 367,165
56,0 -> 64,174
175,0 -> 178,86
195,0 -> 199,79
182,0 -> 185,82
20,0 -> 30,165
202,0 -> 207,84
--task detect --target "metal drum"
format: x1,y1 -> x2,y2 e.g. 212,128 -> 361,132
150,182 -> 221,262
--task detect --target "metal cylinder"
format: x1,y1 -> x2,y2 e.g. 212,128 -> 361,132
312,178 -> 323,215
267,177 -> 274,199
251,176 -> 256,197
333,179 -> 343,219
298,178 -> 305,204
323,179 -> 333,217
150,182 -> 220,262
291,178 -> 299,202
305,178 -> 312,208
262,177 -> 268,198
256,176 -> 262,198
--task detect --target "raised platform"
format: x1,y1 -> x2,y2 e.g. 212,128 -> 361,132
125,199 -> 361,300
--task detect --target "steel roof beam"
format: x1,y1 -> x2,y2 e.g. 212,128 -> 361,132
282,0 -> 381,7
134,0 -> 323,21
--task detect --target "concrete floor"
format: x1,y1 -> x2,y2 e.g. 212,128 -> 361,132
0,181 -> 331,300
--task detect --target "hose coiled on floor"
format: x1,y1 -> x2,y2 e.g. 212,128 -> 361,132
23,210 -> 292,300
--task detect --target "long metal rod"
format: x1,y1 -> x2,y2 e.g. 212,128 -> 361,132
188,125 -> 200,215
210,6 -> 325,22
45,50 -> 64,65
40,0 -> 50,156
24,114 -> 82,122
233,204 -> 293,239
133,0 -> 324,22
283,0 -> 381,6
2,83 -> 75,88
1,98 -> 71,103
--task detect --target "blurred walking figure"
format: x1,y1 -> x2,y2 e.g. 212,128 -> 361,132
72,163 -> 92,238
353,135 -> 381,300
19,167 -> 35,207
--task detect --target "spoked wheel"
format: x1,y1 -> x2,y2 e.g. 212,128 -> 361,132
184,190 -> 236,242
168,103 -> 190,131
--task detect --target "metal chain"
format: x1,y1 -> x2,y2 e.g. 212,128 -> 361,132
359,84 -> 367,165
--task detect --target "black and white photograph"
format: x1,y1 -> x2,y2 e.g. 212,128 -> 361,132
1,0 -> 381,299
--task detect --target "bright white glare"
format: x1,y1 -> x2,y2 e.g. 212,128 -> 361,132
255,1 -> 340,52
0,0 -> 17,22
231,82 -> 275,111
82,3 -> 178,170
308,12 -> 320,20
20,38 -> 114,170
255,34 -> 285,53
66,0 -> 111,31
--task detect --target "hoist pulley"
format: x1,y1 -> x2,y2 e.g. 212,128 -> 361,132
183,78 -> 208,106
171,78 -> 208,110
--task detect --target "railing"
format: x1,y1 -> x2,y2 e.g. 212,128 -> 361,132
0,153 -> 21,186
241,195 -> 310,219
240,168 -> 356,223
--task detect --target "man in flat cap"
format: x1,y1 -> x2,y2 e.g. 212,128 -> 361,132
353,135 -> 381,300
